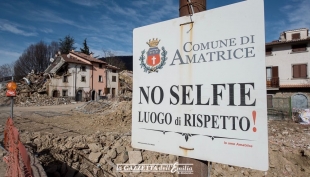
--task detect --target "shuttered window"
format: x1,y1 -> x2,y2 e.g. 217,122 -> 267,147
292,33 -> 300,40
292,43 -> 307,52
293,64 -> 307,78
112,76 -> 116,82
266,48 -> 272,55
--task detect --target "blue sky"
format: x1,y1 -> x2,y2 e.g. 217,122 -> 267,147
0,0 -> 309,66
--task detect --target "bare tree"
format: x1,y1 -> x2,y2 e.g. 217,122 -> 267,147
14,41 -> 58,80
0,62 -> 14,78
102,49 -> 126,70
102,49 -> 116,58
48,41 -> 59,58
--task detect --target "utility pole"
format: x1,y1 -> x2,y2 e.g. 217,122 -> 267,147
178,1 -> 208,177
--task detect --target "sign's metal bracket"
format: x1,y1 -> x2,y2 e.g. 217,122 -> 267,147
179,146 -> 194,150
180,0 -> 195,33
188,0 -> 195,18
179,21 -> 194,26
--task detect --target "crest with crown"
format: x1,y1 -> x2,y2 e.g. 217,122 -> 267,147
146,38 -> 161,47
139,38 -> 167,73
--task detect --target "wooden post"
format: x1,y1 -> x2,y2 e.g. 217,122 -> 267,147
179,0 -> 206,17
178,0 -> 208,176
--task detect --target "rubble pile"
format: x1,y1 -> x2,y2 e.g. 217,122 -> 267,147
93,101 -> 132,129
119,71 -> 132,101
20,132 -> 177,177
0,72 -> 73,107
0,96 -> 10,106
210,121 -> 310,177
20,121 -> 310,177
15,92 -> 72,107
77,100 -> 112,114
17,72 -> 49,94
75,100 -> 132,129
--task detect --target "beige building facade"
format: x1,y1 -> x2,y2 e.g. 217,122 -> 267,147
265,28 -> 310,109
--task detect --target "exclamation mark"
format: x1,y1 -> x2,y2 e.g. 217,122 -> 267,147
252,110 -> 257,132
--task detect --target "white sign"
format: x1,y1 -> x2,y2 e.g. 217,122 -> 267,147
132,0 -> 268,171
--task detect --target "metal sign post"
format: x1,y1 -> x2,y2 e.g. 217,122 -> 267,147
6,76 -> 17,118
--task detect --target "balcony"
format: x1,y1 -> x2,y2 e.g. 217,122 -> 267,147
266,77 -> 279,88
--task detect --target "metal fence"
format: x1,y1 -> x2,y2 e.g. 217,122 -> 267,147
267,97 -> 292,120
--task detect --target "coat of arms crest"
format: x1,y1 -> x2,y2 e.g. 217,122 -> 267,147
139,38 -> 168,73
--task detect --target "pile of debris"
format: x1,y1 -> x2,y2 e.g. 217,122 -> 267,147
20,131 -> 177,177
75,100 -> 132,132
18,71 -> 49,94
0,71 -> 73,107
118,70 -> 132,101
21,120 -> 310,177
76,100 -> 112,114
15,92 -> 72,107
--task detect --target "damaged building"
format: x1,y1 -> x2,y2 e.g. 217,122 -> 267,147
45,51 -> 120,101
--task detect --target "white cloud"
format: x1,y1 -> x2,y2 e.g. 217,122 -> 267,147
276,0 -> 310,31
0,50 -> 20,65
281,5 -> 293,11
285,0 -> 310,29
267,0 -> 310,41
0,19 -> 37,36
105,1 -> 141,22
68,0 -> 105,7
131,0 -> 150,8
0,50 -> 20,58
30,10 -> 76,25
29,9 -> 100,32
40,28 -> 54,33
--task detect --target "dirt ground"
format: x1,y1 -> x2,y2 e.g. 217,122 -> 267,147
1,103 -> 310,177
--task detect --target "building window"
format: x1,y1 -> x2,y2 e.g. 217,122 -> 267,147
81,66 -> 86,71
292,64 -> 307,78
99,64 -> 103,68
63,75 -> 68,82
266,66 -> 279,87
292,43 -> 307,52
105,88 -> 110,94
112,76 -> 116,82
98,90 -> 102,96
62,89 -> 68,97
265,48 -> 272,55
81,76 -> 86,82
292,33 -> 300,40
112,69 -> 117,73
99,75 -> 103,82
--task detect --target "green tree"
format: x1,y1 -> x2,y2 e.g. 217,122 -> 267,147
80,38 -> 90,55
59,35 -> 76,54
